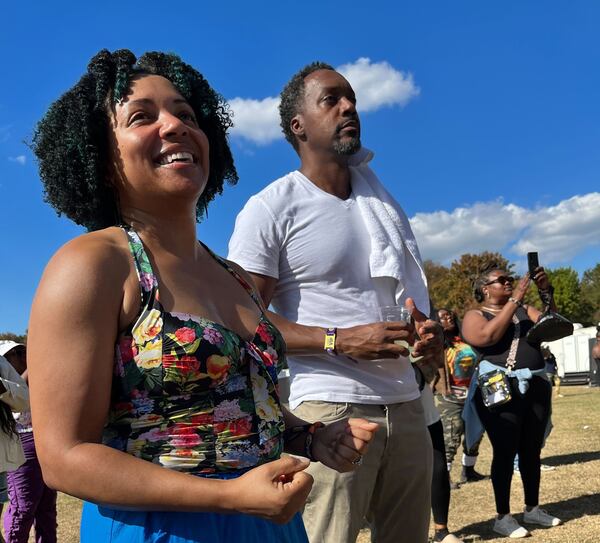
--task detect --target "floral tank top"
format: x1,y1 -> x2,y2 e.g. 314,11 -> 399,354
102,227 -> 286,476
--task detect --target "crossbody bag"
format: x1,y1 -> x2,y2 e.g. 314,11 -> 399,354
478,313 -> 520,408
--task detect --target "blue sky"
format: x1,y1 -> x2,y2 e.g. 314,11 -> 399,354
1,1 -> 599,333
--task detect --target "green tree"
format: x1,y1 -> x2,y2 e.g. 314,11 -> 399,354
424,260 -> 451,313
426,252 -> 512,317
545,267 -> 581,322
0,332 -> 27,344
580,264 -> 600,325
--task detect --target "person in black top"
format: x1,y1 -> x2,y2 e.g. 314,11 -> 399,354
462,266 -> 561,538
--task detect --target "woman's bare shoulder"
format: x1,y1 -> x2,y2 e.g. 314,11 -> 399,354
37,227 -> 133,303
463,308 -> 485,321
47,227 -> 130,273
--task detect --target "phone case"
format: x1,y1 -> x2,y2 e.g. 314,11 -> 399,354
527,252 -> 539,275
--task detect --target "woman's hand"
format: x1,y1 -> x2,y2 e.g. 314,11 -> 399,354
512,273 -> 531,303
311,418 -> 379,472
227,456 -> 313,524
531,266 -> 551,291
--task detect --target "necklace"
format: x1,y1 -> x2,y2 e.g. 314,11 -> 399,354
481,305 -> 503,313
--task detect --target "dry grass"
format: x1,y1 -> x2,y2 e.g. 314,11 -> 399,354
359,385 -> 600,542
6,386 -> 600,542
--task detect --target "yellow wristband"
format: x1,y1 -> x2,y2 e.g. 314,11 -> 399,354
324,328 -> 337,354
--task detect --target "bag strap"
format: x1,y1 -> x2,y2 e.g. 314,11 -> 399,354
505,313 -> 521,371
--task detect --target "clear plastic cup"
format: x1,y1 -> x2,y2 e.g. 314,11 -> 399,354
378,305 -> 423,362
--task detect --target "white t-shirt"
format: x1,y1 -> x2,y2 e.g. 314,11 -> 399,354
228,170 -> 420,409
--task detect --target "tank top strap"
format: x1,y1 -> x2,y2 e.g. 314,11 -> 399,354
121,226 -> 159,309
200,242 -> 263,311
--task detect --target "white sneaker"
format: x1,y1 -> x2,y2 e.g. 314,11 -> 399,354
440,534 -> 464,543
493,514 -> 530,538
523,505 -> 562,527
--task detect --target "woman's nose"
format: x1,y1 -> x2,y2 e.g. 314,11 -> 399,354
159,112 -> 188,138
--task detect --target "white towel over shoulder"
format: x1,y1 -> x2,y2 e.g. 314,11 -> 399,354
349,147 -> 430,315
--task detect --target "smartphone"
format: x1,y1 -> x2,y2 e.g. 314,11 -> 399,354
527,252 -> 539,276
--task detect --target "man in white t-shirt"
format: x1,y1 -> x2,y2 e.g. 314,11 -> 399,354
228,62 -> 443,543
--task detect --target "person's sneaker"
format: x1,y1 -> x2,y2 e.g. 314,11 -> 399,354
459,465 -> 487,483
433,529 -> 464,543
440,534 -> 464,543
523,506 -> 562,527
540,463 -> 556,471
493,515 -> 530,538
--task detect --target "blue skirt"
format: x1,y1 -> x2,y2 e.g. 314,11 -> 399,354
81,502 -> 308,543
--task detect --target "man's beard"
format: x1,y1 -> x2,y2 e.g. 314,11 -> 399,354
333,136 -> 361,156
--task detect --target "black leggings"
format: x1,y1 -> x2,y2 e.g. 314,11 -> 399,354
428,420 -> 450,525
475,376 -> 551,514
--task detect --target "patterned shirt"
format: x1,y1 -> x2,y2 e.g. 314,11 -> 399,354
102,228 -> 286,476
445,336 -> 478,388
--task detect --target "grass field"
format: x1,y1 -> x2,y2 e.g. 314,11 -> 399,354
7,386 -> 600,542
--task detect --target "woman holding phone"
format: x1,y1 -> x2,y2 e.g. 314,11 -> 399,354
462,265 -> 560,538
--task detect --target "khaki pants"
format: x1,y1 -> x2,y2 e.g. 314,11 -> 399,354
293,399 -> 433,543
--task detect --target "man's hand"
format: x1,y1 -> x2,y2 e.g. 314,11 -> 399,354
311,418 -> 379,472
336,321 -> 415,360
407,298 -> 444,370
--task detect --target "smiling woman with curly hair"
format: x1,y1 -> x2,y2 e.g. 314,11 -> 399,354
26,49 -> 377,543
32,49 -> 237,231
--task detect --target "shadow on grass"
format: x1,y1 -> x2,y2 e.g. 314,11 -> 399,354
542,450 -> 600,466
457,493 -> 600,541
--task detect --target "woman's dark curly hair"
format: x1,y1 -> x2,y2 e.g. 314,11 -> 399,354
473,263 -> 503,303
32,49 -> 238,230
279,61 -> 334,151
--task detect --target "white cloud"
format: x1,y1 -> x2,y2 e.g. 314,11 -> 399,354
8,155 -> 26,165
228,96 -> 281,145
228,58 -> 419,145
510,193 -> 600,262
337,57 -> 420,112
410,193 -> 600,267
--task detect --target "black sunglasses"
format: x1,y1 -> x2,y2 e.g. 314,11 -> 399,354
485,275 -> 515,286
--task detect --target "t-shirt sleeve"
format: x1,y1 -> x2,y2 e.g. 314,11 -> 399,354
228,196 -> 281,279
